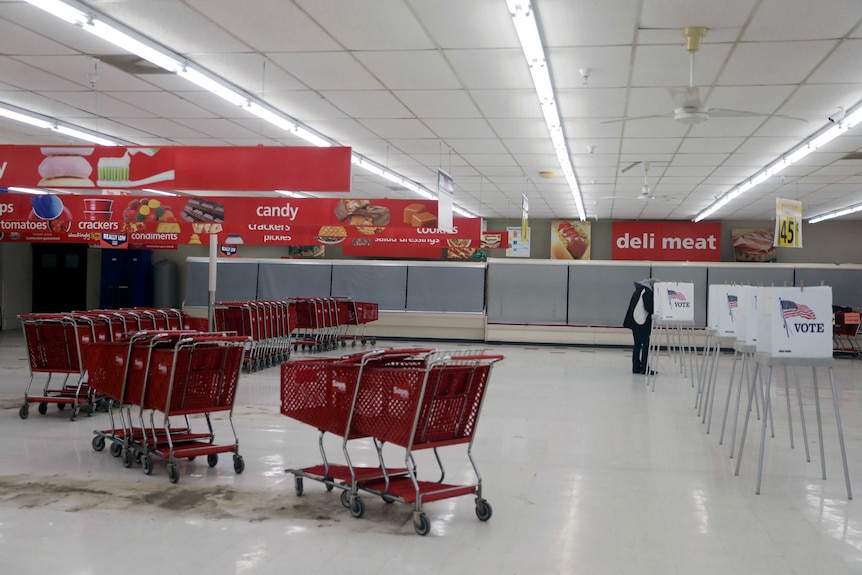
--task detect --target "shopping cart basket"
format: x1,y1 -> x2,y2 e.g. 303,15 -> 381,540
350,350 -> 503,535
87,331 -> 208,462
18,313 -> 108,420
135,334 -> 250,483
281,349 -> 434,504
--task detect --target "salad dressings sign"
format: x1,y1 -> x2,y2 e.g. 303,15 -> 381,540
756,286 -> 831,357
653,282 -> 694,323
612,221 -> 721,261
550,220 -> 591,260
0,145 -> 351,191
774,198 -> 802,248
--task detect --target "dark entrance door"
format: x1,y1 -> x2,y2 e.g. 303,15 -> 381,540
32,244 -> 88,313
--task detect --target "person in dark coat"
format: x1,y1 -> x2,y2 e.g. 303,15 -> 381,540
623,281 -> 654,374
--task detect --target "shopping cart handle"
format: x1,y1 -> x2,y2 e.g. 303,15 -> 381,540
443,354 -> 505,362
381,347 -> 435,356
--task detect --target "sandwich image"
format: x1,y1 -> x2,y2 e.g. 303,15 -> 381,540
38,148 -> 95,187
316,225 -> 347,244
551,221 -> 590,259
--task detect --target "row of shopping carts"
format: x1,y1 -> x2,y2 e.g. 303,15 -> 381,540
280,348 -> 503,536
18,308 -> 209,421
213,297 -> 380,371
87,331 -> 250,483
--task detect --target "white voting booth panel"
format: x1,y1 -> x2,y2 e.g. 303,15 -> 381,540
756,286 -> 832,357
738,286 -> 761,345
707,284 -> 721,329
707,284 -> 741,338
654,282 -> 695,323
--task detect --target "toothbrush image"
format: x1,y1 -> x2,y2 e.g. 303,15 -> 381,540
96,148 -> 175,187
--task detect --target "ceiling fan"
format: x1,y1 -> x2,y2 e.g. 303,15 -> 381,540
605,27 -> 807,125
596,161 -> 676,202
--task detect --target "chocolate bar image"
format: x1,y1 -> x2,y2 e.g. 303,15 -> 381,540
348,206 -> 390,226
411,211 -> 437,227
182,198 -> 225,223
334,199 -> 372,221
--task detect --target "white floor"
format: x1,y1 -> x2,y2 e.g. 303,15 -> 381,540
2,331 -> 862,574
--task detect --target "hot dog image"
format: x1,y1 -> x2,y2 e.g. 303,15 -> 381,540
552,220 -> 591,259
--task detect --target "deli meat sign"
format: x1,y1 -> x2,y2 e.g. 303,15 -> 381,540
612,221 -> 721,261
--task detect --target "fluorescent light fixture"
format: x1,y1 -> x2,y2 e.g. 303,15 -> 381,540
507,0 -> 585,221
52,124 -> 118,146
141,188 -> 178,197
453,205 -> 476,218
293,126 -> 332,148
85,20 -> 182,72
246,102 -> 297,132
179,68 -> 246,106
9,187 -> 49,195
275,190 -> 313,198
695,101 -> 862,222
25,0 -> 85,24
0,106 -> 53,129
809,202 -> 862,223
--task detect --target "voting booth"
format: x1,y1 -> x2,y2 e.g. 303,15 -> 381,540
756,286 -> 832,358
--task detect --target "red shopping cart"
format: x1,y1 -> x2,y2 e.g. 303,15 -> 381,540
281,349 -> 433,506
350,350 -> 503,535
136,334 -> 250,482
18,312 -> 111,420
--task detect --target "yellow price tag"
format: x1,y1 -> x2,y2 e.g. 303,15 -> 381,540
776,216 -> 801,247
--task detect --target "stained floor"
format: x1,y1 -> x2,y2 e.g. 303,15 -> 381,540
2,331 -> 862,574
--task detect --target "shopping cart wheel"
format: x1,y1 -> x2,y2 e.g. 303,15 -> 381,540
381,493 -> 396,504
57,403 -> 66,411
233,455 -> 245,474
168,464 -> 180,484
70,407 -> 79,422
91,435 -> 106,452
122,450 -> 134,468
340,489 -> 351,508
351,341 -> 357,348
19,405 -> 29,419
341,341 -> 347,347
294,476 -> 303,496
109,442 -> 123,458
207,453 -> 219,468
38,403 -> 48,415
413,513 -> 430,536
475,499 -> 493,522
142,455 -> 154,475
349,496 -> 365,519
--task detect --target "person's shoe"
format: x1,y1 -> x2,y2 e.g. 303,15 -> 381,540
639,369 -> 657,375
632,369 -> 640,374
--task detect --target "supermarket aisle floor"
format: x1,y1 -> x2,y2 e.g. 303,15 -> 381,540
2,332 -> 862,574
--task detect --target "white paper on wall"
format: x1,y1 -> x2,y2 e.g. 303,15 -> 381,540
654,282 -> 695,323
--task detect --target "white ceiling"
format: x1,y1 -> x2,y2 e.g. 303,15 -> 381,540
2,0 -> 862,221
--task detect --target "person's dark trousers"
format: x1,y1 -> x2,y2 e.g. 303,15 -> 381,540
632,333 -> 650,373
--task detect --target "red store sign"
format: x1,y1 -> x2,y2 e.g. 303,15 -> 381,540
0,145 -> 351,192
612,221 -> 721,262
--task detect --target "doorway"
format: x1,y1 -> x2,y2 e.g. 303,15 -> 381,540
32,244 -> 88,313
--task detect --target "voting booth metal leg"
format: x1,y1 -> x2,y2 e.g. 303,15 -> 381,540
704,342 -> 723,431
828,367 -> 852,499
735,361 -> 761,476
687,326 -> 697,383
783,366 -> 795,449
793,367 -> 811,463
759,364 -> 775,439
718,349 -> 740,446
739,361 -> 849,499
729,351 -> 755,459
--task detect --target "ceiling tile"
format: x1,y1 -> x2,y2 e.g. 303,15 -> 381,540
267,52 -> 382,91
548,46 -> 633,89
319,90 -> 412,119
445,49 -> 534,90
193,53 -> 306,94
720,41 -> 837,85
425,119 -> 496,139
557,88 -> 627,119
470,89 -> 542,119
407,0 -> 516,49
109,91 -> 215,118
355,51 -> 462,90
358,118 -> 435,139
631,43 -> 732,88
743,0 -> 862,41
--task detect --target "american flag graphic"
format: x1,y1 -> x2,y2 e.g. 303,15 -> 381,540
781,299 -> 816,320
667,290 -> 686,301
727,295 -> 738,309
